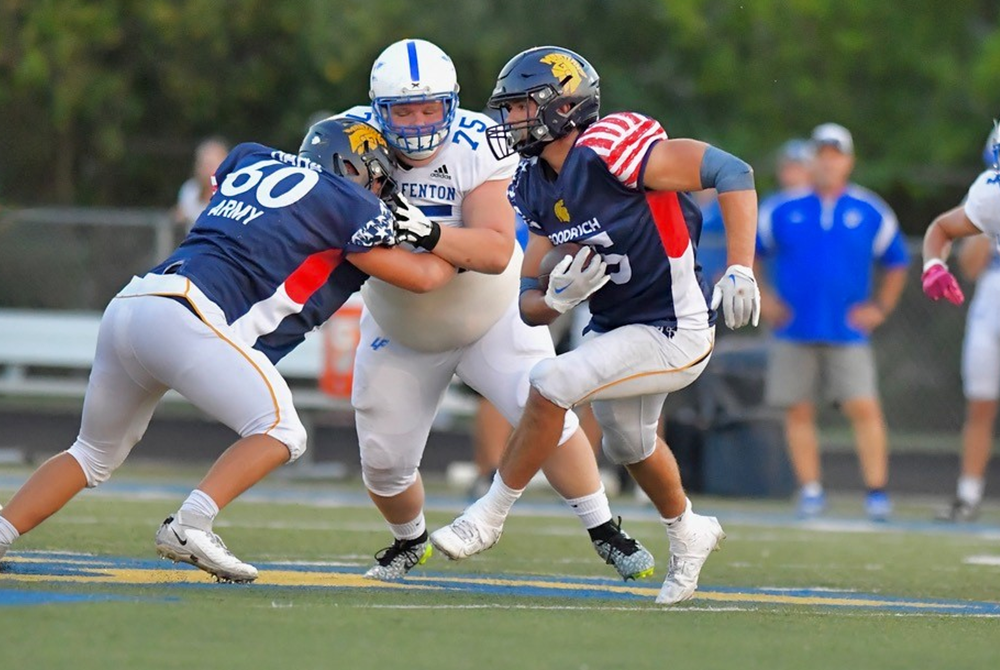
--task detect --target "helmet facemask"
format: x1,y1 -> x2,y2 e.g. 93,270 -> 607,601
347,148 -> 399,203
299,119 -> 399,203
485,47 -> 600,161
372,93 -> 458,159
487,85 -> 598,160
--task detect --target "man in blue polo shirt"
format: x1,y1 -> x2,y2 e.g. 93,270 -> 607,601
757,123 -> 909,521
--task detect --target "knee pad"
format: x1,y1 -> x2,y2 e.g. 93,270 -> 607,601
592,403 -> 658,465
599,425 -> 656,465
67,440 -> 125,488
529,358 -> 575,409
362,463 -> 419,498
246,416 -> 308,463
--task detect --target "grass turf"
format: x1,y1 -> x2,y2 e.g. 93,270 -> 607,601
1,464 -> 999,670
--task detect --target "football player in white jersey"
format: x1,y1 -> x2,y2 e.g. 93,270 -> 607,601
922,121 -> 1000,520
338,39 -> 653,582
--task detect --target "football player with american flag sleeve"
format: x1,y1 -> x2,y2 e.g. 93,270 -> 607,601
431,46 -> 759,605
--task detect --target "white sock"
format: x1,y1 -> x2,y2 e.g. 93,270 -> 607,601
179,489 -> 220,521
661,497 -> 693,530
957,476 -> 985,505
801,481 -> 824,498
0,515 -> 20,546
389,513 -> 426,542
475,471 -> 524,525
563,484 -> 613,530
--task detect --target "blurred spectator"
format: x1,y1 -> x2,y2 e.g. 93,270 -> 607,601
772,139 -> 814,192
695,193 -> 727,287
174,137 -> 229,235
756,123 -> 910,521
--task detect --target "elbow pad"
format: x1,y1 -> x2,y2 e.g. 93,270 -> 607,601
700,145 -> 755,193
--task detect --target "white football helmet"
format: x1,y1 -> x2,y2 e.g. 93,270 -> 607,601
370,39 -> 460,159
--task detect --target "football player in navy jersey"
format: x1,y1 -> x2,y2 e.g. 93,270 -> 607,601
432,46 -> 759,605
337,39 -> 654,583
0,119 -> 455,582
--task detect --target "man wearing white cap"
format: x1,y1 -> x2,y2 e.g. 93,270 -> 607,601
756,123 -> 910,521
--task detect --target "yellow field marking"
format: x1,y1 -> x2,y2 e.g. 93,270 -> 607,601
0,555 -> 983,612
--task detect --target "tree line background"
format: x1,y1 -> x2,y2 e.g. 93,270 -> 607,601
1,0 -> 999,233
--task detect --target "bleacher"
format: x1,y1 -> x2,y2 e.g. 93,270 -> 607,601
0,307 -> 476,438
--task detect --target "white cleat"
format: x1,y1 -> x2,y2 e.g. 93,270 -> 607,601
154,511 -> 258,583
430,511 -> 503,561
656,514 -> 725,605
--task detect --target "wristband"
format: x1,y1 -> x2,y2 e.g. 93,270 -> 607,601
519,277 -> 541,296
922,258 -> 947,273
419,222 -> 442,251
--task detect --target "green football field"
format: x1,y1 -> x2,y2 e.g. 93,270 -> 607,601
1,463 -> 998,670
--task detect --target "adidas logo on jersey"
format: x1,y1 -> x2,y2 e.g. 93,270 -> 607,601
430,165 -> 452,180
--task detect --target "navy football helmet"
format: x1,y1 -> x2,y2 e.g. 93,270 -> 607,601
486,46 -> 600,159
299,117 -> 398,200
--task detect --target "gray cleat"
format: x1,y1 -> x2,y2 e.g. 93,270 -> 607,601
591,518 -> 655,581
364,532 -> 433,581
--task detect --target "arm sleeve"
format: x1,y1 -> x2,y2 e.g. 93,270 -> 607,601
347,199 -> 396,253
577,112 -> 668,190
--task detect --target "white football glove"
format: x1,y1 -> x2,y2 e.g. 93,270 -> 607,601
392,194 -> 441,250
544,247 -> 611,314
710,264 -> 761,329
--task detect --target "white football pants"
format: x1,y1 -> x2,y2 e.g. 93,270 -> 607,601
353,300 -> 579,496
67,276 -> 304,487
530,325 -> 714,464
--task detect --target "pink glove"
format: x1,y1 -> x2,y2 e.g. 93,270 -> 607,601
921,261 -> 964,305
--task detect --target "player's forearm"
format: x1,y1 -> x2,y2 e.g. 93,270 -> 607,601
922,217 -> 954,267
923,205 -> 983,268
717,189 -> 758,268
433,225 -> 514,274
349,247 -> 456,293
405,253 -> 458,292
518,290 -> 560,326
